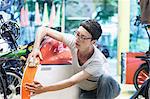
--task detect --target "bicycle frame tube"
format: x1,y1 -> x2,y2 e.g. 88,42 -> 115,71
144,25 -> 150,51
146,58 -> 150,77
0,49 -> 27,58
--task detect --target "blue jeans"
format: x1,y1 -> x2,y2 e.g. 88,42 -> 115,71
79,75 -> 121,99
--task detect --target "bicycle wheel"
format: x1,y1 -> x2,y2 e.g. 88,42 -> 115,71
5,69 -> 22,98
133,63 -> 149,90
145,79 -> 150,99
0,70 -> 7,99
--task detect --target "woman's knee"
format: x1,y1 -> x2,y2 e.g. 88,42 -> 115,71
97,75 -> 121,98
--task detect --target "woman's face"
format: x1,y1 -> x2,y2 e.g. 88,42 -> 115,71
75,26 -> 94,50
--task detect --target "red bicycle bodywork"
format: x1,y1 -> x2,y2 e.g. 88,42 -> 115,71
39,38 -> 72,65
122,52 -> 145,84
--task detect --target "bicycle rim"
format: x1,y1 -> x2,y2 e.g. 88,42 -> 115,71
133,63 -> 149,90
5,69 -> 22,99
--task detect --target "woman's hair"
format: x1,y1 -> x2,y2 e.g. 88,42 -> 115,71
80,19 -> 102,40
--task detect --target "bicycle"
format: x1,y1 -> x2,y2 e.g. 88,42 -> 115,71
0,41 -> 33,99
0,58 -> 22,99
131,16 -> 150,98
133,24 -> 150,91
0,14 -> 33,99
131,53 -> 150,99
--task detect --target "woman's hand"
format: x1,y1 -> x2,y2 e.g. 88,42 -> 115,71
26,48 -> 43,67
25,81 -> 45,96
29,48 -> 43,60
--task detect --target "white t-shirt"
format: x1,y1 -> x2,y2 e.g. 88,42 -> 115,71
63,34 -> 110,91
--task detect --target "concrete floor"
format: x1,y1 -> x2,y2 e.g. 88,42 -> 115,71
116,84 -> 136,99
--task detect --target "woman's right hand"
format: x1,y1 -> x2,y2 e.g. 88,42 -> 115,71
26,48 -> 43,67
30,48 -> 43,60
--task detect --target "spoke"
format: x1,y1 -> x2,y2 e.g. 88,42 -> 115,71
10,77 -> 17,85
8,76 -> 13,84
140,71 -> 149,78
137,70 -> 149,84
138,80 -> 145,84
15,84 -> 21,89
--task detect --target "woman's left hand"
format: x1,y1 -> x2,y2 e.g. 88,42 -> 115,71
25,81 -> 44,96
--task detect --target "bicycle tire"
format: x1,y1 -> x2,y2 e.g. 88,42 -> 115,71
133,63 -> 149,90
5,69 -> 22,98
0,66 -> 8,99
0,74 -> 7,99
145,79 -> 150,99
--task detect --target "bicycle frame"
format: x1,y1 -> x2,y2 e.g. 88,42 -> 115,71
0,48 -> 27,58
131,54 -> 150,99
131,15 -> 150,86
144,25 -> 150,51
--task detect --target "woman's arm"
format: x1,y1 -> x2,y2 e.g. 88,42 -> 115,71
27,26 -> 65,61
33,26 -> 64,50
25,70 -> 91,96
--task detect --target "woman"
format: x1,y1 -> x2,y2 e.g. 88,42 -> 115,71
26,19 -> 120,99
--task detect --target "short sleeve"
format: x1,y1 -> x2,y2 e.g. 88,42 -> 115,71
63,33 -> 76,50
84,62 -> 109,77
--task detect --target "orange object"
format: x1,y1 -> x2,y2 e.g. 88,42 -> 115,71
21,65 -> 37,99
121,52 -> 145,84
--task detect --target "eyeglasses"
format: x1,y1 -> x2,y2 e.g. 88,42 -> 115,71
74,31 -> 92,40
